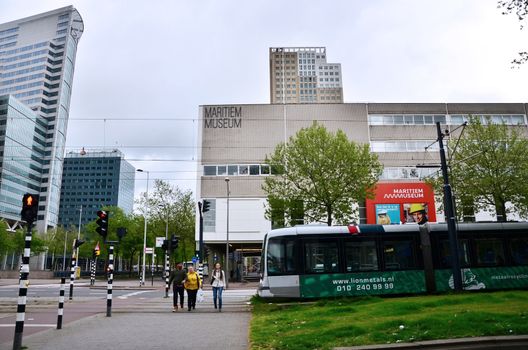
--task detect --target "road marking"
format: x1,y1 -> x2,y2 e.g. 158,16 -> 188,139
0,324 -> 55,327
117,290 -> 154,299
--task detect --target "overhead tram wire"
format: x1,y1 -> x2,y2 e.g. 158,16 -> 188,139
1,115 -> 370,123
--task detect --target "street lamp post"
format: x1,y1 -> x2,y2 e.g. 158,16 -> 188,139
137,169 -> 149,287
225,177 -> 230,289
74,205 -> 82,273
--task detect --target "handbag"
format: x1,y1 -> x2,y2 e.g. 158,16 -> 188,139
197,288 -> 204,303
210,276 -> 215,285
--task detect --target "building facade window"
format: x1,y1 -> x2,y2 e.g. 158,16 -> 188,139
368,114 -> 526,126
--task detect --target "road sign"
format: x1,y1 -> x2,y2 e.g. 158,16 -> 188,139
155,237 -> 164,248
145,247 -> 154,254
192,256 -> 198,263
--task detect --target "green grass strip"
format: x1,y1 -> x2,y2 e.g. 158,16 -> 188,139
250,290 -> 528,350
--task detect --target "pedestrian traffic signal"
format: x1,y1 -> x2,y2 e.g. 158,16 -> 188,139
21,193 -> 39,224
96,210 -> 109,239
73,239 -> 85,249
161,239 -> 169,251
202,200 -> 210,213
170,234 -> 179,251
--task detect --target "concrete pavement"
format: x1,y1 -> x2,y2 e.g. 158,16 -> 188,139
2,310 -> 251,350
0,278 -> 256,350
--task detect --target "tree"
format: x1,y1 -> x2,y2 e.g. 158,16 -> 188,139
84,206 -> 142,273
135,180 -> 195,265
447,116 -> 528,221
498,0 -> 528,65
263,122 -> 383,226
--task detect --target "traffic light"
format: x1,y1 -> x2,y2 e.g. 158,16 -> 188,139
202,200 -> 210,213
96,210 -> 109,239
161,239 -> 169,251
170,234 -> 179,252
117,227 -> 127,241
73,239 -> 85,249
93,242 -> 101,259
21,193 -> 39,224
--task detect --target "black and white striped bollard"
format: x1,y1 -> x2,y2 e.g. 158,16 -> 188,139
12,222 -> 33,350
57,277 -> 66,329
198,262 -> 204,282
69,254 -> 76,300
107,245 -> 114,317
90,258 -> 96,286
164,252 -> 170,298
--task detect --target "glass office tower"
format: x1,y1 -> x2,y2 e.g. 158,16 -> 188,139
0,6 -> 84,231
0,95 -> 45,224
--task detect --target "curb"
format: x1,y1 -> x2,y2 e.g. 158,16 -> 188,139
334,335 -> 528,350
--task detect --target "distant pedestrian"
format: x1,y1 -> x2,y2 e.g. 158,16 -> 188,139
184,266 -> 201,311
210,262 -> 226,312
168,263 -> 186,312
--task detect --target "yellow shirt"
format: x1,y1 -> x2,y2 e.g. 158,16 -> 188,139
184,272 -> 201,290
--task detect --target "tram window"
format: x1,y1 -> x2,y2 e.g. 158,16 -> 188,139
383,240 -> 415,270
266,238 -> 297,275
438,240 -> 470,268
345,241 -> 378,272
510,239 -> 528,265
476,239 -> 505,266
304,240 -> 339,274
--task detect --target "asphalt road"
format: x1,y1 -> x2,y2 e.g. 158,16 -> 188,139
0,281 -> 256,349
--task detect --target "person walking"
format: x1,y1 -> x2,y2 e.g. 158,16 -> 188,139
168,263 -> 186,312
210,262 -> 226,312
184,266 -> 201,311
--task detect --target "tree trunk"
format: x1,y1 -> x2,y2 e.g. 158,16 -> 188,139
326,206 -> 333,226
495,200 -> 507,222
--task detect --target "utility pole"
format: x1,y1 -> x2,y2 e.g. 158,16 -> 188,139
437,122 -> 463,291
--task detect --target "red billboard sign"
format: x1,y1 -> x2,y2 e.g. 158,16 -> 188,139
365,182 -> 436,224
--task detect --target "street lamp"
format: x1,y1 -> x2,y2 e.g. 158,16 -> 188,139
225,177 -> 230,289
137,169 -> 149,287
74,205 -> 82,275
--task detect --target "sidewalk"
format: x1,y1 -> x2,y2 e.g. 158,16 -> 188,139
1,308 -> 252,350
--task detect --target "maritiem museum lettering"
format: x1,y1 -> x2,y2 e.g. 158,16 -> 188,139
204,106 -> 242,129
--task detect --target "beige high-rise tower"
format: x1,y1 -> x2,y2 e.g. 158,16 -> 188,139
270,47 -> 343,104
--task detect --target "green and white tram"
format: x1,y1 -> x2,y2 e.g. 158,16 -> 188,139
258,222 -> 528,298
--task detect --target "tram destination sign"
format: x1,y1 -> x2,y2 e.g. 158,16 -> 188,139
203,106 -> 242,129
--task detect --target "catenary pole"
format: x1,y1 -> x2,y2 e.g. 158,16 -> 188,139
437,122 -> 463,291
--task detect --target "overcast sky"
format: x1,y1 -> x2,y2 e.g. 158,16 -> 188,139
1,0 -> 527,201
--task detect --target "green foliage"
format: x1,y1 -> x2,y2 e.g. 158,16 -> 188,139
442,116 -> 528,221
135,180 -> 195,265
11,227 -> 47,255
250,291 -> 528,350
263,122 -> 382,226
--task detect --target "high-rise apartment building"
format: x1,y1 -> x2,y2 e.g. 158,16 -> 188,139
270,47 -> 343,104
58,149 -> 135,227
0,6 -> 84,231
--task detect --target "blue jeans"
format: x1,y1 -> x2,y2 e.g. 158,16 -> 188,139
212,286 -> 223,309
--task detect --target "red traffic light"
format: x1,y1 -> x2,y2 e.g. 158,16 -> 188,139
96,210 -> 109,239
